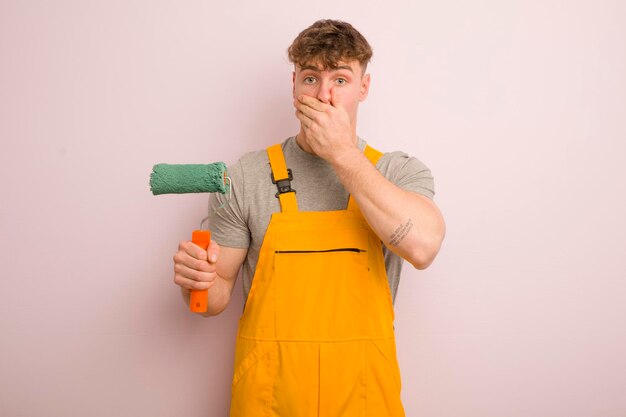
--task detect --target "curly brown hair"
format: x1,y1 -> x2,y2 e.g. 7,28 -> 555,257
287,20 -> 373,73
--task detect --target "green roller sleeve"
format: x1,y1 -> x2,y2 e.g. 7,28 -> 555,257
149,162 -> 228,195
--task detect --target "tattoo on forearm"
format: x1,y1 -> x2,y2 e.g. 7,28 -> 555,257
389,218 -> 413,246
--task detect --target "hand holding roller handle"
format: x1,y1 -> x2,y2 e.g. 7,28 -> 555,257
149,162 -> 230,313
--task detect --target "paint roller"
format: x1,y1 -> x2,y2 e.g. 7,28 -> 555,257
149,162 -> 231,313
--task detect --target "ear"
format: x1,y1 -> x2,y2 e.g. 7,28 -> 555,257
292,71 -> 296,98
359,73 -> 371,102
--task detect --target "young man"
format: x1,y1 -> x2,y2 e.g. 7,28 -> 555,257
173,19 -> 445,417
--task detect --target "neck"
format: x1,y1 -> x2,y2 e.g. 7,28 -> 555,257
295,131 -> 313,155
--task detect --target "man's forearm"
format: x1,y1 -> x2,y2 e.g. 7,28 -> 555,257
330,148 -> 445,269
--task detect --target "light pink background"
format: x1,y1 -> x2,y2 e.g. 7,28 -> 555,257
1,1 -> 625,416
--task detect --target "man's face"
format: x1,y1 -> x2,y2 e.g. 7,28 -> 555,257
292,59 -> 370,128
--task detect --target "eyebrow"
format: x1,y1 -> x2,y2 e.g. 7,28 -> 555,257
300,65 -> 354,73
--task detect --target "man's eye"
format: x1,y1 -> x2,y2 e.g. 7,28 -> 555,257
304,77 -> 316,84
336,78 -> 347,85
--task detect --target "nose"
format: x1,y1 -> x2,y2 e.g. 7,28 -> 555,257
316,80 -> 332,103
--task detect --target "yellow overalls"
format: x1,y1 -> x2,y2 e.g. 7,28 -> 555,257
229,143 -> 405,417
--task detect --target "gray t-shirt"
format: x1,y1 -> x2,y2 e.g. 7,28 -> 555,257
208,136 -> 435,304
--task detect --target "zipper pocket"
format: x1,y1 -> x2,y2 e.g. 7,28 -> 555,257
275,248 -> 367,254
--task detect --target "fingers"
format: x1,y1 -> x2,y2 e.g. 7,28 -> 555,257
180,240 -> 208,261
296,90 -> 342,112
295,95 -> 331,120
297,94 -> 328,112
207,239 -> 220,264
173,264 -> 214,291
294,99 -> 313,127
294,107 -> 312,130
173,244 -> 211,272
294,95 -> 330,132
173,240 -> 219,290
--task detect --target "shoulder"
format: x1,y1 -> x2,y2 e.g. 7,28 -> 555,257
232,137 -> 294,174
237,147 -> 269,172
366,142 -> 436,199
225,138 -> 294,204
377,150 -> 432,177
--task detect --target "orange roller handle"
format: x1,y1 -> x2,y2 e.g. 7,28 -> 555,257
190,230 -> 211,313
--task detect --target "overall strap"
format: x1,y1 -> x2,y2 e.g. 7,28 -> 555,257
267,144 -> 298,213
347,145 -> 384,211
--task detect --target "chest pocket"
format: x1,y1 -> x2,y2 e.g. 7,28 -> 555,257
273,227 -> 374,341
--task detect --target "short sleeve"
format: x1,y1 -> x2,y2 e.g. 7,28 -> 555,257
377,151 -> 435,199
207,159 -> 250,248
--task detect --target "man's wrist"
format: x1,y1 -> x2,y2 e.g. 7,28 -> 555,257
328,145 -> 366,169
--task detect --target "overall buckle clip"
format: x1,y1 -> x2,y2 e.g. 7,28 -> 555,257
271,169 -> 295,198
